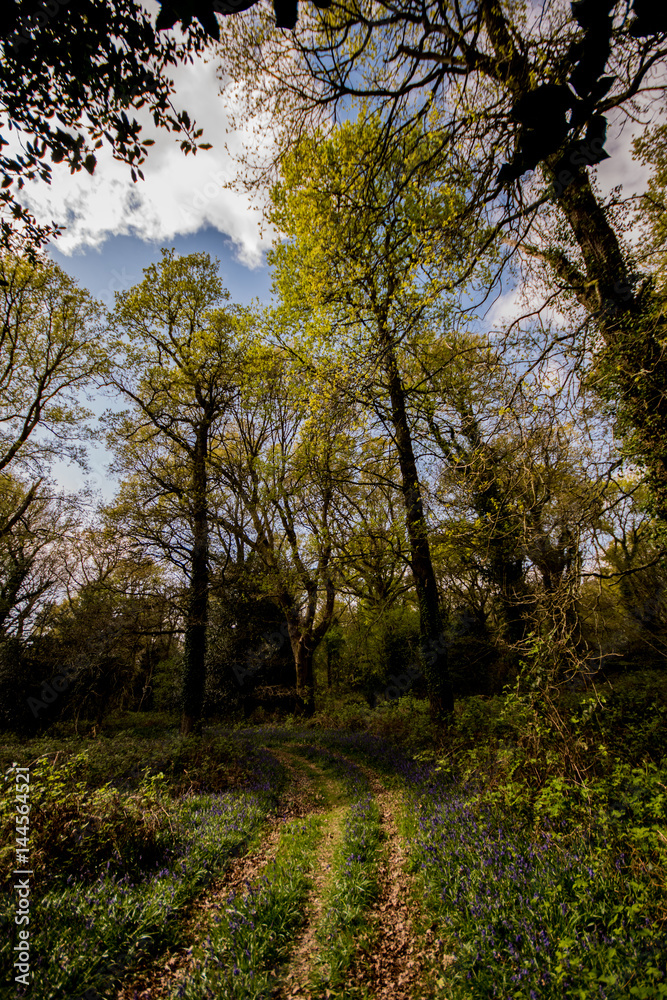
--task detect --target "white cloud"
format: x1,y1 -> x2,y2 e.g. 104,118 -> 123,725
13,53 -> 275,267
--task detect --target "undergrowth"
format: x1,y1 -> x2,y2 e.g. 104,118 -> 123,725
0,744 -> 283,1000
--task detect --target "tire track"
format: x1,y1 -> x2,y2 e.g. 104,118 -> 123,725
329,756 -> 454,1000
115,750 -> 325,1000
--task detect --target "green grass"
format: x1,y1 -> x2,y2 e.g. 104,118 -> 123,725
0,741 -> 284,1000
399,761 -> 667,999
174,814 -> 322,1000
311,794 -> 382,996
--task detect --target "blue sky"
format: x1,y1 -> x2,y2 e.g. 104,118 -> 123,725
45,230 -> 274,503
48,227 -> 273,311
11,47 -> 278,502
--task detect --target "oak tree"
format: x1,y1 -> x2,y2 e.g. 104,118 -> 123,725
105,249 -> 248,734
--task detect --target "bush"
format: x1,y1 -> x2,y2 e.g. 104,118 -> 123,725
0,753 -> 172,889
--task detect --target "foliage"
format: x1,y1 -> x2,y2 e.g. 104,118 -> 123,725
0,251 -> 103,480
210,329 -> 363,714
267,111 -> 493,716
206,552 -> 294,712
1,713 -> 664,997
317,601 -> 421,702
0,0 -> 211,249
402,769 -> 667,999
0,752 -> 174,889
221,0 -> 667,517
0,747 -> 282,999
105,248 -> 253,732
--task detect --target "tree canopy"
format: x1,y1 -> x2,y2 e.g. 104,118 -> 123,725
219,0 -> 667,516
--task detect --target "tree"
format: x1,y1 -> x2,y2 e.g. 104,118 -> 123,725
421,331 -> 607,686
266,114 -> 489,718
156,0 -> 331,34
0,474 -> 71,639
0,476 -> 82,732
206,547 -> 295,716
218,0 -> 667,517
105,249 -> 248,735
332,437 -> 413,611
634,111 -> 667,294
0,250 -> 102,533
212,343 -> 357,713
0,0 -> 339,251
590,493 -> 667,670
38,525 -> 179,729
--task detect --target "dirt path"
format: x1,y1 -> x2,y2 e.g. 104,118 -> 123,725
353,790 -> 427,999
276,744 -> 439,1000
323,754 -> 454,1000
116,738 -> 449,1000
115,750 -> 325,1000
276,802 -> 345,999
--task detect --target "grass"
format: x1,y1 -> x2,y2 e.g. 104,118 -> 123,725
399,760 -> 667,999
245,733 -> 385,996
0,726 -> 255,797
172,813 -> 323,1000
1,674 -> 665,1000
312,792 -> 382,996
0,739 -> 284,1000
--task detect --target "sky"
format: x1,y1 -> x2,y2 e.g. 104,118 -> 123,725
15,47 -> 276,502
31,49 -> 276,306
11,29 -> 658,504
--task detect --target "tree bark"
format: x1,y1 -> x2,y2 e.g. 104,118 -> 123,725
284,573 -> 335,716
554,165 -> 667,514
380,329 -> 454,719
478,0 -> 667,515
180,422 -> 209,736
293,636 -> 315,715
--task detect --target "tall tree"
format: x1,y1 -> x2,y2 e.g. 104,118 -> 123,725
105,249 -> 248,735
267,115 -> 487,718
421,331 -> 607,681
39,525 -> 178,728
332,438 -> 413,611
0,474 -> 72,639
212,343 -> 357,713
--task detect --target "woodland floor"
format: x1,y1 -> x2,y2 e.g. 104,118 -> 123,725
115,738 -> 444,1000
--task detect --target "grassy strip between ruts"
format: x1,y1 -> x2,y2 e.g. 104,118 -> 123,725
310,791 -> 382,998
171,813 -> 322,1000
253,736 -> 385,998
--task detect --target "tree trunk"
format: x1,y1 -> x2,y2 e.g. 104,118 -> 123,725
380,329 -> 454,719
554,165 -> 667,514
294,638 -> 315,715
479,3 -> 667,516
180,424 -> 209,736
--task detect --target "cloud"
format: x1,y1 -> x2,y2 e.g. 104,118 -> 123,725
13,53 -> 275,267
596,110 -> 653,199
